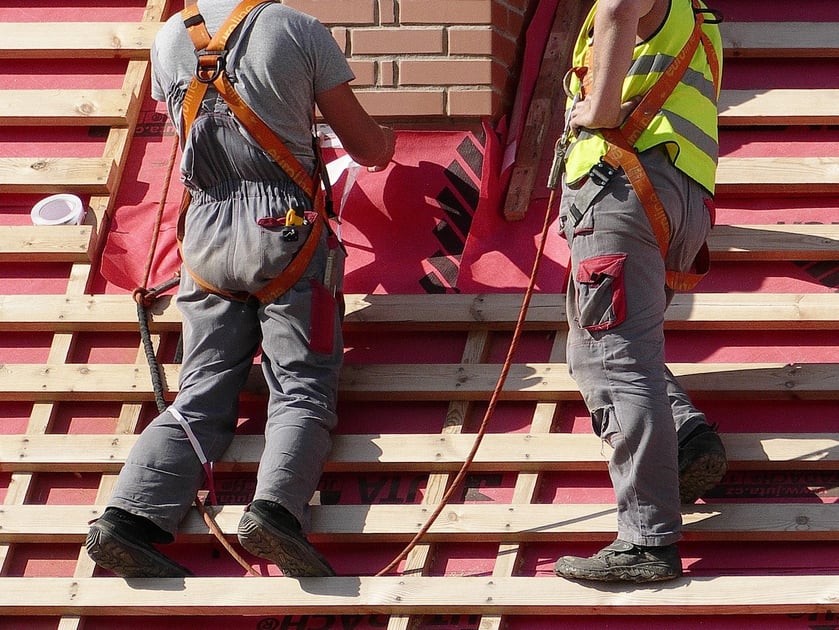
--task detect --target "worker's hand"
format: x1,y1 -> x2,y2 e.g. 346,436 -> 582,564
368,126 -> 396,172
617,95 -> 643,125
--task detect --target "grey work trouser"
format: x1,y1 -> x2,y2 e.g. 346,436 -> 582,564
559,146 -> 712,546
109,183 -> 344,537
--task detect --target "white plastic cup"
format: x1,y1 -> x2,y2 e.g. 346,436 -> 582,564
30,194 -> 85,226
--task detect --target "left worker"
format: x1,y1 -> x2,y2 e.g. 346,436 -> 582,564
86,0 -> 394,578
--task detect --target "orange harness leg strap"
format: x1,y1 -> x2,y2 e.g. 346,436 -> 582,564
177,0 -> 331,304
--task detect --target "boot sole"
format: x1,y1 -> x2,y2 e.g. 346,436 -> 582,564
238,511 -> 335,577
554,558 -> 682,584
86,521 -> 191,578
679,450 -> 728,504
555,560 -> 682,583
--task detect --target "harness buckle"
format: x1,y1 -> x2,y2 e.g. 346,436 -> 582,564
195,49 -> 228,84
588,159 -> 618,187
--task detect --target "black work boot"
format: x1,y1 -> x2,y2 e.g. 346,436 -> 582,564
554,540 -> 682,583
678,423 -> 727,504
85,507 -> 192,578
238,500 -> 335,577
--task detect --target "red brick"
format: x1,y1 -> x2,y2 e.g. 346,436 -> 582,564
285,0 -> 377,25
399,59 -> 493,86
298,0 -> 535,120
378,0 -> 396,24
378,60 -> 396,87
448,27 -> 493,56
492,2 -> 526,39
447,87 -> 499,117
352,27 -> 444,55
348,60 -> 376,86
330,27 -> 349,53
400,0 -> 492,25
491,29 -> 519,70
354,89 -> 446,117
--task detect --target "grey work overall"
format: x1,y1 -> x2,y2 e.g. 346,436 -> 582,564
109,103 -> 344,536
560,145 -> 712,546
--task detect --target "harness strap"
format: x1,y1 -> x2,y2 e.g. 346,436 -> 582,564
599,130 -> 710,291
168,406 -> 218,505
177,0 -> 331,304
620,4 -> 718,147
577,1 -> 718,290
180,0 -> 264,150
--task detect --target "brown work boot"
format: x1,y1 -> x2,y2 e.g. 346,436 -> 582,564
238,500 -> 335,577
679,423 -> 727,503
554,540 -> 682,583
85,508 -> 191,578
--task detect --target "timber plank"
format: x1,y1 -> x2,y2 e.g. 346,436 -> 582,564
709,224 -> 839,261
1,503 -> 837,544
0,90 -> 132,126
0,293 -> 179,332
0,22 -> 159,59
0,226 -> 93,263
716,157 -> 839,195
1,362 -> 838,402
6,220 -> 832,274
720,22 -> 839,58
719,89 -> 839,126
2,432 -> 834,474
0,575 -> 837,616
0,158 -> 113,194
4,293 -> 839,333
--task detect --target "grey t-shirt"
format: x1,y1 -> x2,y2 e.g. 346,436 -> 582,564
151,0 -> 354,173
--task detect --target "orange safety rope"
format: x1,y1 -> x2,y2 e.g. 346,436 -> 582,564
375,183 -> 557,577
194,494 -> 263,577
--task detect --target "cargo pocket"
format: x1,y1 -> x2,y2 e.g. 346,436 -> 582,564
575,253 -> 627,332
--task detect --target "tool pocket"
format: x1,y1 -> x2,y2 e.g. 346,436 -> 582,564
575,253 -> 627,332
308,278 -> 337,355
308,235 -> 345,355
258,210 -> 315,282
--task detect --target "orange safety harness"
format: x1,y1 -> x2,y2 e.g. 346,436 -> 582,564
178,0 -> 333,304
573,0 -> 722,291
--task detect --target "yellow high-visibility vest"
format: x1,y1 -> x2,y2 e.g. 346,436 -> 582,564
564,0 -> 723,193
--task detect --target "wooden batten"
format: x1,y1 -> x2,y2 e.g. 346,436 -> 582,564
3,292 -> 839,333
0,22 -> 159,59
1,432 -> 837,474
1,575 -> 837,617
720,22 -> 839,58
720,89 -> 839,125
1,502 -> 838,544
1,361 -> 838,403
0,89 -> 133,127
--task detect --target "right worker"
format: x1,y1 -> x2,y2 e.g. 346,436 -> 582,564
553,0 -> 727,583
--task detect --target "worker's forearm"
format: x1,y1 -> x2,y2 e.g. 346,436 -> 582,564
587,0 -> 643,128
